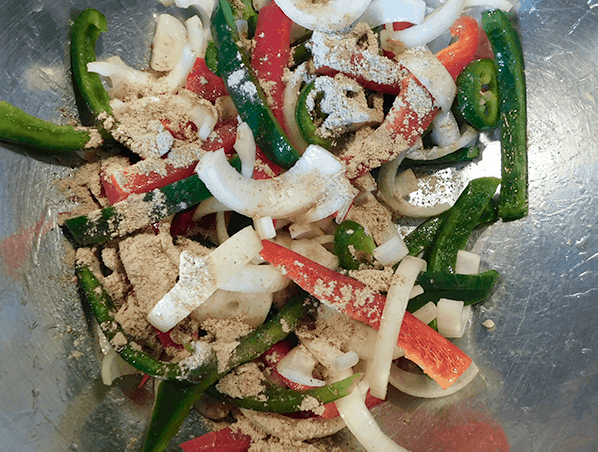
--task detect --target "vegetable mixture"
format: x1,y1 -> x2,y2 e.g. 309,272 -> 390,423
0,0 -> 526,450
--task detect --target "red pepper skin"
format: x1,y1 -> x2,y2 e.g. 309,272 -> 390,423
185,58 -> 228,103
180,427 -> 251,452
101,121 -> 237,204
259,240 -> 472,390
251,2 -> 293,131
435,16 -> 480,80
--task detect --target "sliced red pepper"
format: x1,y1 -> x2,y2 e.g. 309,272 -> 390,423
185,58 -> 228,103
473,26 -> 495,61
160,119 -> 198,142
180,427 -> 251,452
435,16 -> 480,80
259,240 -> 472,390
251,1 -> 293,132
101,121 -> 237,204
155,328 -> 183,350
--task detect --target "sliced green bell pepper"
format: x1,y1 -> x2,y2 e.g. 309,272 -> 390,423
334,220 -> 377,270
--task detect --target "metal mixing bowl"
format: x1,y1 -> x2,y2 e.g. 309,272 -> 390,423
1,0 -> 597,450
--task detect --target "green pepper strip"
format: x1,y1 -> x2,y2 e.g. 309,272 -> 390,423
142,295 -> 316,452
427,177 -> 501,273
482,10 -> 527,221
204,40 -> 220,75
455,58 -> 499,130
65,157 -> 242,245
205,373 -> 360,413
0,101 -> 95,152
407,269 -> 501,312
404,195 -> 498,257
402,146 -> 480,168
77,265 -> 218,381
70,9 -> 113,120
211,0 -> 301,169
333,220 -> 377,270
296,81 -> 334,148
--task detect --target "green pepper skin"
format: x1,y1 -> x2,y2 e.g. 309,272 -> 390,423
333,220 -> 377,270
142,295 -> 316,452
482,9 -> 528,221
456,59 -> 499,130
211,0 -> 301,169
204,40 -> 220,75
296,81 -> 334,148
70,9 -> 113,120
407,269 -> 501,312
76,265 -> 218,381
402,146 -> 480,168
0,101 -> 94,152
427,177 -> 501,273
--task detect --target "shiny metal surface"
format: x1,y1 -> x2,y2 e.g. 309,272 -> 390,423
1,0 -> 597,450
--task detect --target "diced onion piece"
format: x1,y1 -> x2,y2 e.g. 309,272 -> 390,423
437,298 -> 471,338
216,211 -> 229,245
289,223 -> 324,240
335,378 -> 407,452
395,168 -> 419,198
254,216 -> 276,240
101,348 -> 139,386
299,333 -> 346,371
192,197 -> 229,222
406,124 -> 478,160
185,16 -> 208,57
290,176 -> 357,224
389,360 -> 479,398
274,0 -> 373,31
162,44 -> 198,94
291,239 -> 339,270
277,345 -> 326,387
234,121 -> 257,178
335,351 -> 360,371
347,317 -> 404,361
409,284 -> 424,299
431,110 -> 460,147
283,63 -> 309,153
147,226 -> 262,332
400,47 -> 456,112
367,256 -> 425,399
196,145 -> 344,219
151,14 -> 188,72
465,0 -> 512,11
372,235 -> 409,267
378,153 -> 450,217
358,0 -> 426,28
190,289 -> 273,327
87,57 -> 154,98
412,301 -> 437,325
381,0 -> 466,49
455,250 -> 481,275
239,408 -> 346,441
219,263 -> 290,293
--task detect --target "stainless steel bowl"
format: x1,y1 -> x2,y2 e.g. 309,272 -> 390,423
2,1 -> 597,450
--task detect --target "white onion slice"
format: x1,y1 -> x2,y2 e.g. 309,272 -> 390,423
346,318 -> 404,361
175,0 -> 217,26
254,216 -> 276,240
455,249 -> 481,275
389,361 -> 479,398
283,63 -> 309,153
431,110 -> 460,147
192,197 -> 229,222
335,351 -> 360,371
406,124 -> 478,160
288,223 -> 324,240
190,289 -> 273,327
465,0 -> 512,11
87,57 -> 153,98
437,298 -> 471,338
378,153 -> 451,217
373,235 -> 409,267
358,0 -> 426,28
274,0 -> 373,31
185,16 -> 208,58
151,14 -> 188,72
291,239 -> 339,270
367,256 -> 425,399
277,345 -> 326,387
162,44 -> 197,94
218,263 -> 290,293
196,145 -> 344,219
233,121 -> 256,178
395,168 -> 419,198
101,348 -> 139,386
239,408 -> 346,441
147,226 -> 262,332
381,0 -> 466,49
215,211 -> 229,245
409,284 -> 424,299
411,301 -> 437,325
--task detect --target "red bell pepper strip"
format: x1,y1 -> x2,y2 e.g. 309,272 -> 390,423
435,16 -> 480,80
180,427 -> 251,452
185,58 -> 229,103
251,1 -> 293,132
259,240 -> 472,390
101,121 -> 238,204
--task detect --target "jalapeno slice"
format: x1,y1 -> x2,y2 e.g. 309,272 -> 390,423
455,58 -> 499,130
